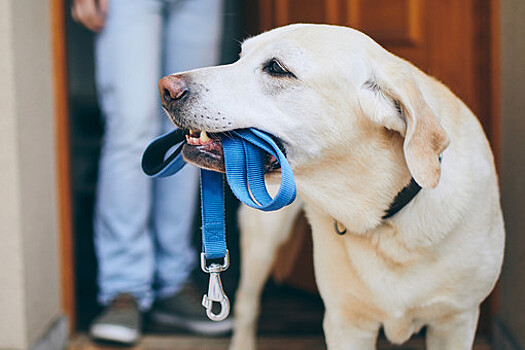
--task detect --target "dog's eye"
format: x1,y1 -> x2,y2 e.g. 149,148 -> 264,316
263,59 -> 296,78
267,59 -> 287,74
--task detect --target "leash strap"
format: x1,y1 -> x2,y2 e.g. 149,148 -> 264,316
199,169 -> 230,321
199,169 -> 227,260
223,129 -> 296,211
142,128 -> 296,321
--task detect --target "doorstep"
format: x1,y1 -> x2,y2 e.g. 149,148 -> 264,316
69,334 -> 491,350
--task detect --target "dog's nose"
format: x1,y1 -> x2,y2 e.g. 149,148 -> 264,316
158,75 -> 188,105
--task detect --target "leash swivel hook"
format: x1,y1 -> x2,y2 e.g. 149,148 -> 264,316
200,251 -> 230,321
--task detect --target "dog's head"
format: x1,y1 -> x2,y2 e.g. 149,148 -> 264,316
159,24 -> 449,226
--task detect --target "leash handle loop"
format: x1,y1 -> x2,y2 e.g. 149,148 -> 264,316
222,129 -> 296,211
141,129 -> 187,177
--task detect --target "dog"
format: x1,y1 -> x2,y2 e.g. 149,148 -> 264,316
157,24 -> 505,350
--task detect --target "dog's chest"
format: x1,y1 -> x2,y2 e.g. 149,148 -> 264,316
347,229 -> 463,312
312,219 -> 458,321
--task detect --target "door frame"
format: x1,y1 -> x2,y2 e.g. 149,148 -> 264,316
53,0 -> 502,334
51,0 -> 76,331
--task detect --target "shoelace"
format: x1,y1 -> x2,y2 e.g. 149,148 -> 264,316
141,128 -> 296,320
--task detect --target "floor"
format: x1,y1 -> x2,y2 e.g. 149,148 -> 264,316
69,334 -> 491,350
70,284 -> 491,350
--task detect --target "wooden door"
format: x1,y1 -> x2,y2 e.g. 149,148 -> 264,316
246,0 -> 499,150
247,0 -> 500,335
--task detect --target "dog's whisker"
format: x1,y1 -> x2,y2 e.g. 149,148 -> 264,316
222,131 -> 235,140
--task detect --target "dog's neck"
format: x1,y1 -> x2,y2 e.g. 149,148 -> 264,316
294,146 -> 413,234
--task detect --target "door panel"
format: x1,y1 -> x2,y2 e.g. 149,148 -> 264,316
250,0 -> 496,140
354,0 -> 423,45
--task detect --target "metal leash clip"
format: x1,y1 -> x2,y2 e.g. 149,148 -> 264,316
200,250 -> 230,321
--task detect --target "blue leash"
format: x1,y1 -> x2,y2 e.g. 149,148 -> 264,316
142,128 -> 296,320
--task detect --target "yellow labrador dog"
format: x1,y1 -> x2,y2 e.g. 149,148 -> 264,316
158,24 -> 504,350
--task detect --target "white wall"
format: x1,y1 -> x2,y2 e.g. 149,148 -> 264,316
0,0 -> 61,348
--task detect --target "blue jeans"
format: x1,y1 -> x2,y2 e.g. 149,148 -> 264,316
94,0 -> 223,310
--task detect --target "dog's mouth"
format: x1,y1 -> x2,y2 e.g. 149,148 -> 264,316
181,129 -> 283,173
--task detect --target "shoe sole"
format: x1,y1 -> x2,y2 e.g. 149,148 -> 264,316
90,324 -> 139,344
149,311 -> 233,336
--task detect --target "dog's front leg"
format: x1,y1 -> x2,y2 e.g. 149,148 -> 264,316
323,310 -> 379,350
425,306 -> 479,350
229,199 -> 303,350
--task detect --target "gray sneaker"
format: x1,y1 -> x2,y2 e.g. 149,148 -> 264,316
149,283 -> 233,336
89,293 -> 141,345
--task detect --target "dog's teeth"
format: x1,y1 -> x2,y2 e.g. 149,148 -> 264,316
187,134 -> 200,145
200,130 -> 211,143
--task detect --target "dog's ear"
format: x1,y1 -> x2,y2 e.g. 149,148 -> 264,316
358,64 -> 449,188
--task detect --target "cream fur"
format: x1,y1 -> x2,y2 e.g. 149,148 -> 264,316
167,24 -> 505,350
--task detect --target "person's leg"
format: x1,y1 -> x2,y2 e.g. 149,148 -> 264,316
153,0 -> 224,299
94,0 -> 163,311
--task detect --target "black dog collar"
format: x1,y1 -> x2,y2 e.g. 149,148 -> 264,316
334,177 -> 422,235
381,178 -> 422,219
334,156 -> 441,235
